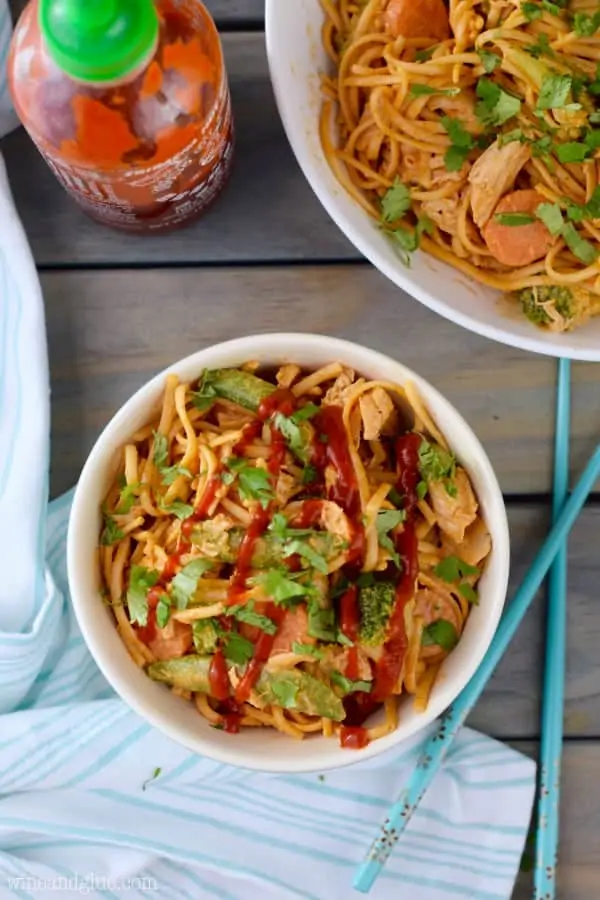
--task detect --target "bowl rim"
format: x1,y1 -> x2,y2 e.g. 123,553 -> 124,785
264,0 -> 600,362
67,333 -> 510,773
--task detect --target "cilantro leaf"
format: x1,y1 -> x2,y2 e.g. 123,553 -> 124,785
375,508 -> 405,567
273,412 -> 305,459
476,79 -> 521,126
494,212 -> 537,226
459,582 -> 479,605
572,11 -> 600,37
152,432 -> 169,470
416,480 -> 428,501
142,766 -> 162,790
160,501 -> 194,520
170,559 -> 214,610
330,671 -> 373,695
415,47 -> 435,62
292,642 -> 324,659
536,74 -> 573,110
381,178 -> 412,223
561,222 -> 598,264
250,568 -> 311,605
156,594 -> 171,628
555,142 -> 591,164
388,487 -> 404,508
116,482 -> 140,513
228,600 -> 278,635
536,202 -> 564,235
302,464 -> 318,485
160,465 -> 192,486
477,49 -> 500,73
421,619 -> 459,650
282,538 -> 329,573
388,225 -> 419,266
409,84 -> 461,97
434,556 -> 481,582
192,618 -> 220,654
222,632 -> 255,666
521,1 -> 542,20
441,116 -> 474,172
292,403 -> 320,423
226,456 -> 274,508
191,372 -> 218,411
127,566 -> 160,626
101,515 -> 124,546
418,439 -> 457,496
307,604 -> 338,642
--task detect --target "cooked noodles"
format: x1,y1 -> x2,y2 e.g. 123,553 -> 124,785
99,362 -> 491,749
320,0 -> 600,332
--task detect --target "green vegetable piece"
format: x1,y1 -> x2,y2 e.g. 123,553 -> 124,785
192,619 -> 220,655
434,556 -> 480,582
358,581 -> 397,647
272,412 -> 314,465
228,600 -> 278,635
381,177 -> 411,223
255,669 -> 345,721
330,670 -> 373,695
422,619 -> 459,651
148,655 -> 213,692
101,515 -> 124,547
127,566 -> 160,626
190,525 -> 338,571
308,604 -> 338,642
518,285 -> 577,328
204,368 -> 275,412
494,212 -> 537,226
476,78 -> 521,127
171,559 -> 214,611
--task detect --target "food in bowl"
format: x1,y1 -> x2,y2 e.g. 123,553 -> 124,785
319,0 -> 600,333
100,359 -> 491,749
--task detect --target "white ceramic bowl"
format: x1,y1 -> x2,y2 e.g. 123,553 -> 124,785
265,0 -> 600,361
67,334 -> 509,773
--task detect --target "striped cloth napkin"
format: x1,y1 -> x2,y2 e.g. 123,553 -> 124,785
0,4 -> 536,897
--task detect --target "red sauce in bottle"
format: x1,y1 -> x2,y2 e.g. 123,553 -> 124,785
8,0 -> 234,233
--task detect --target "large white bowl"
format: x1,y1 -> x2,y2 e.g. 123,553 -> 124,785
265,0 -> 600,361
67,334 -> 509,773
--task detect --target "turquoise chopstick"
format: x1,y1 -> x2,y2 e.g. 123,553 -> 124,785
353,443 -> 600,895
535,358 -> 571,899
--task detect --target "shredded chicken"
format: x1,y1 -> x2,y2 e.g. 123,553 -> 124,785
286,499 -> 352,546
420,197 -> 460,234
320,646 -> 373,682
322,368 -> 356,406
359,387 -> 398,441
275,471 -> 299,506
428,468 -> 478,544
191,512 -> 235,558
442,516 -> 492,568
271,606 -> 312,655
149,619 -> 193,661
468,139 -> 531,228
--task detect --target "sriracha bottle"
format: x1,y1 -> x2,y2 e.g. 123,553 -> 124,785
8,0 -> 234,233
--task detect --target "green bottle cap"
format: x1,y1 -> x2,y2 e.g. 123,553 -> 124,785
39,0 -> 159,83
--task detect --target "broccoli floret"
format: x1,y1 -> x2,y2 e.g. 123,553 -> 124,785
192,619 -> 219,655
518,285 -> 578,331
358,582 -> 396,647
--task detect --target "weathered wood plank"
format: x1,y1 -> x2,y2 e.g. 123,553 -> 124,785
10,0 -> 265,25
43,265 -> 600,739
42,265 -> 600,498
1,33 -> 354,266
510,742 -> 600,900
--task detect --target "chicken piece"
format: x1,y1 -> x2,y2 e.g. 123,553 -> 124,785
442,516 -> 491,569
322,368 -> 356,407
191,512 -> 235,558
271,605 -> 312,655
431,93 -> 482,137
428,468 -> 478,544
286,499 -> 353,547
383,0 -> 450,41
468,139 -> 531,228
320,646 -> 373,682
414,583 -> 462,659
420,197 -> 459,234
149,619 -> 193,661
359,387 -> 397,441
276,363 -> 301,389
275,470 -> 300,506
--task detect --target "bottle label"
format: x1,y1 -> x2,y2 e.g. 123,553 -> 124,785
41,78 -> 234,231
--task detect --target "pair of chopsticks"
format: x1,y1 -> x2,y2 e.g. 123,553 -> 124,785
354,359 -> 588,895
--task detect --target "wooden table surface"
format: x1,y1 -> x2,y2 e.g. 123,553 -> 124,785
4,2 -> 600,897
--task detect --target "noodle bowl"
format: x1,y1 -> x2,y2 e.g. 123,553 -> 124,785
320,0 -> 600,334
68,335 -> 509,771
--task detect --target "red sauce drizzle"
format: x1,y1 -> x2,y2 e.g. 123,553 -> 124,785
395,433 -> 422,515
234,419 -> 263,454
135,587 -> 163,645
312,405 -> 361,520
162,540 -> 191,583
257,388 -> 296,421
208,647 -> 230,701
339,725 -> 369,749
217,698 -> 242,733
226,506 -> 271,605
293,498 -> 323,528
234,602 -> 286,704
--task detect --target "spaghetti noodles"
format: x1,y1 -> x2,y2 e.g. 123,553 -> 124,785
100,362 -> 491,749
320,0 -> 600,332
